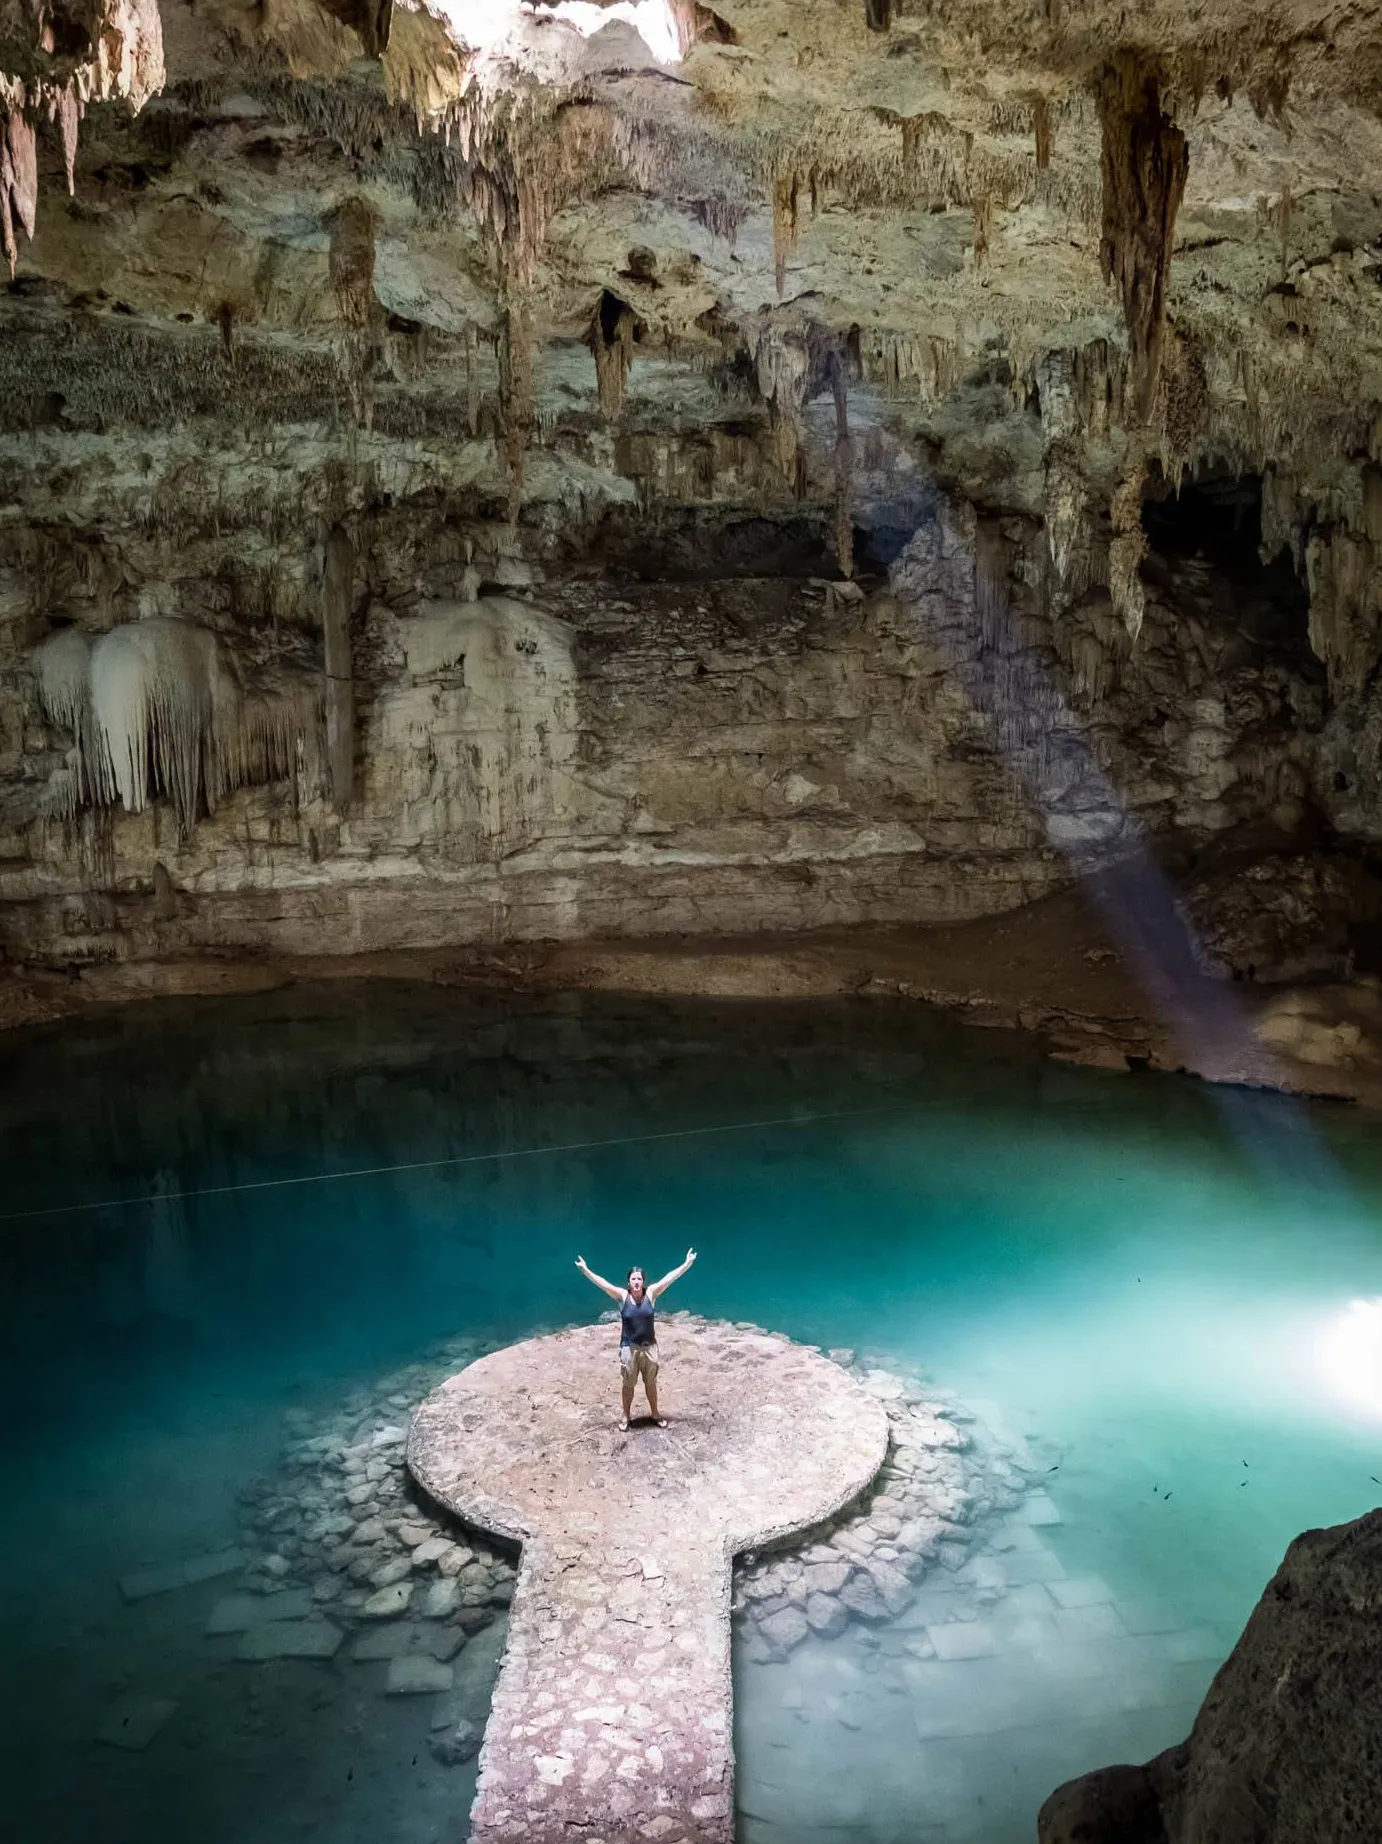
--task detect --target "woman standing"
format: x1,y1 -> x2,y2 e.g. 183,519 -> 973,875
575,1248 -> 697,1430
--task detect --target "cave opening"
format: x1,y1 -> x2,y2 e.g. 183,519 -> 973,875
1141,468 -> 1320,673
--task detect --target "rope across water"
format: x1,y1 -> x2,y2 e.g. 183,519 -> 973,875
0,1101 -> 909,1223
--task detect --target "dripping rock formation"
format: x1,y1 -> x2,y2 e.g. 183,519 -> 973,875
2,0 -> 1382,1095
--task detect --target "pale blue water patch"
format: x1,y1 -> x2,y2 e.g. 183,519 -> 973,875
1,983 -> 1380,1844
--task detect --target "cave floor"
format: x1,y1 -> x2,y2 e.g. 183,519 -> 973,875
406,1319 -> 888,1844
4,884 -> 1379,1111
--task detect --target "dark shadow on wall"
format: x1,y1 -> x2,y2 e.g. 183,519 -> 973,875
584,505 -> 838,581
1141,469 -> 1320,677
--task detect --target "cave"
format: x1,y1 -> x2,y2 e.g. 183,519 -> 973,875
3,3 -> 1382,1843
1141,469 -> 1319,671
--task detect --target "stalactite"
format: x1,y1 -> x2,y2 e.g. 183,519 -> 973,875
1109,460 -> 1149,641
899,113 -> 975,207
449,89 -> 612,292
329,196 -> 381,425
830,353 -> 853,579
1271,185 -> 1293,281
588,289 -> 637,420
972,195 -> 992,269
330,197 -> 378,331
465,322 -> 480,436
1,102 -> 37,279
323,526 -> 356,809
498,298 -> 534,522
1363,465 -> 1382,544
44,85 -> 82,195
31,618 -> 322,835
1033,97 -> 1053,172
1043,447 -> 1102,599
1155,328 -> 1210,484
0,0 -> 161,272
773,172 -> 800,299
766,398 -> 803,493
1304,530 -> 1382,697
1260,467 -> 1304,571
33,626 -> 96,802
690,196 -> 746,246
1097,53 -> 1188,422
316,0 -> 394,56
974,520 -> 1010,651
754,326 -> 811,493
668,0 -> 734,48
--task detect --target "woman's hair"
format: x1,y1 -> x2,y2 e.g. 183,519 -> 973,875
626,1266 -> 645,1288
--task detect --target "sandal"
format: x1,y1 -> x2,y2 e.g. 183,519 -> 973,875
654,1417 -> 668,1428
618,1417 -> 630,1432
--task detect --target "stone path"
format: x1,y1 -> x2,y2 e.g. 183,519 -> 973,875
407,1315 -> 889,1844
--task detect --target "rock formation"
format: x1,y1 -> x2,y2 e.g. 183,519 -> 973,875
1,0 -> 1381,1046
1038,1508 -> 1382,1844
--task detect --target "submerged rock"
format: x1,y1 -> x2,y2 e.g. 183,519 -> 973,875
760,1606 -> 811,1653
839,1574 -> 890,1623
351,1622 -> 417,1661
361,1582 -> 413,1619
429,1718 -> 481,1767
804,1592 -> 848,1638
94,1694 -> 179,1752
422,1579 -> 460,1619
236,1619 -> 343,1661
386,1656 -> 454,1695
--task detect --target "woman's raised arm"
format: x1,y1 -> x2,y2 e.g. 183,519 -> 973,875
575,1256 -> 626,1304
649,1247 -> 697,1301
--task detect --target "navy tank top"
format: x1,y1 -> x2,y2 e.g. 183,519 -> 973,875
620,1291 -> 655,1346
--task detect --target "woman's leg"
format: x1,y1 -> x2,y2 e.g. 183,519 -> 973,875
619,1351 -> 635,1428
642,1347 -> 664,1424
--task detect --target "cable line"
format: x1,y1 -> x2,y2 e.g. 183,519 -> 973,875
0,1102 -> 908,1223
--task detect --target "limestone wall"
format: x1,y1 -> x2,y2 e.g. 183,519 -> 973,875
0,484 -> 1340,967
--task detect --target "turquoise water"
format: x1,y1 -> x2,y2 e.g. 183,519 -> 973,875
2,982 -> 1381,1844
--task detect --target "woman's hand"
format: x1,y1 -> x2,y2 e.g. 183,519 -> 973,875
575,1256 -> 589,1272
686,1247 -> 697,1265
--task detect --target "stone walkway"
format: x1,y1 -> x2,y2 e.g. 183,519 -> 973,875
407,1315 -> 889,1844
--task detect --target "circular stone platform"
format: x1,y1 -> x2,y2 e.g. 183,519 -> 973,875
408,1314 -> 889,1844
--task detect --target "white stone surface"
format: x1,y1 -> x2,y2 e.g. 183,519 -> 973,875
408,1316 -> 889,1844
236,1619 -> 343,1661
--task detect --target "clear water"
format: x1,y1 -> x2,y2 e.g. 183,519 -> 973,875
2,983 -> 1381,1844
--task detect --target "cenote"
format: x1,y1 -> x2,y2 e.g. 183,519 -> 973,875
2,983 -> 1380,1844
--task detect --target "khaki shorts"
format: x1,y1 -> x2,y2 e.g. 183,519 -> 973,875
620,1342 -> 659,1383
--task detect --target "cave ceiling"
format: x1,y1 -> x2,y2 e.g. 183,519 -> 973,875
3,0 -> 1382,601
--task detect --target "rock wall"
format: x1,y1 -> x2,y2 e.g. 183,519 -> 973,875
1039,1508 -> 1382,1844
3,0 -> 1382,976
0,465 -> 1355,967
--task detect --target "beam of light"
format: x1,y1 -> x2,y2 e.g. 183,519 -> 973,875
428,0 -> 682,62
1318,1298 -> 1382,1416
885,492 -> 1349,1200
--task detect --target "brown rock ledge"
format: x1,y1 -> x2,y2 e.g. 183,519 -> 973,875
5,886 -> 1381,1110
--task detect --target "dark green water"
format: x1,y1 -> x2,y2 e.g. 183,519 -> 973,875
2,982 -> 1380,1844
